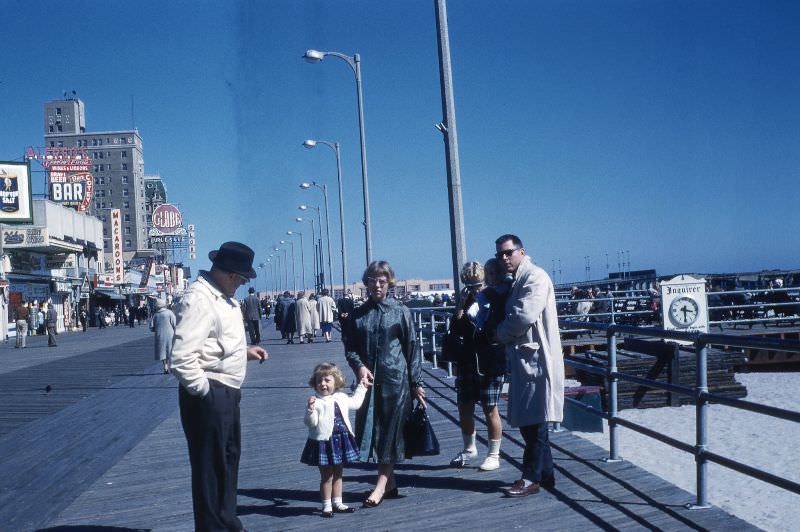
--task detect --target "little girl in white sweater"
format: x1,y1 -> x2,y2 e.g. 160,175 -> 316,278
301,362 -> 368,517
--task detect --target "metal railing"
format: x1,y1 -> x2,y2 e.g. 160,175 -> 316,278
410,306 -> 456,377
560,319 -> 800,508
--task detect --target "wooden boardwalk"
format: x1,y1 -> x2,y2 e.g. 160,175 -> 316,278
0,322 -> 757,531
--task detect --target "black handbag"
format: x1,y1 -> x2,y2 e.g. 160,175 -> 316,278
404,403 -> 440,458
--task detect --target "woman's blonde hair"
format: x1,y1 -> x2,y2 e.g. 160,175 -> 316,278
362,260 -> 397,288
308,362 -> 347,390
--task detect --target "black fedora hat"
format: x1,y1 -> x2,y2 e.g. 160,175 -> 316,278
208,242 -> 257,279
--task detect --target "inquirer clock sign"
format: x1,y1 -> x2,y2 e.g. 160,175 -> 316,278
660,275 -> 708,340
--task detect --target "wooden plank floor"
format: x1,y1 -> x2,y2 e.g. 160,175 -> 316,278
0,322 -> 757,531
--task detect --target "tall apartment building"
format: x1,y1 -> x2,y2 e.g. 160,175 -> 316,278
43,98 -> 149,265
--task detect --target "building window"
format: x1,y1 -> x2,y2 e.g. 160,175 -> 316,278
124,214 -> 130,222
429,283 -> 451,290
50,141 -> 55,147
121,176 -> 128,184
57,141 -> 63,147
57,125 -> 62,132
102,215 -> 107,222
125,239 -> 132,248
122,188 -> 129,197
124,226 -> 131,235
121,151 -> 127,159
101,202 -> 106,209
56,107 -> 62,115
123,201 -> 130,209
49,126 -> 54,133
108,189 -> 113,196
122,163 -> 128,170
108,201 -> 113,208
128,137 -> 134,143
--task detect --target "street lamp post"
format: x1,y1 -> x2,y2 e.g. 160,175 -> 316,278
286,230 -> 306,290
303,140 -> 348,297
300,181 -> 334,296
273,247 -> 286,292
296,217 -> 318,292
299,204 -> 325,291
280,240 -> 297,293
303,49 -> 372,265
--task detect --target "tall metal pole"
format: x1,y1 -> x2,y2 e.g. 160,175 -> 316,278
296,232 -> 306,290
434,0 -> 467,297
353,54 -> 373,266
317,184 -> 335,296
333,143 -> 348,294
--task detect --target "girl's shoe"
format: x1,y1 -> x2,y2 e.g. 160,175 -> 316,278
333,505 -> 355,513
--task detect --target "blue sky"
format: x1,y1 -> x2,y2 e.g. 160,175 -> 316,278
1,0 -> 798,289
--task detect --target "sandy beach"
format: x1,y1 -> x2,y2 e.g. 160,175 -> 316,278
572,372 -> 799,531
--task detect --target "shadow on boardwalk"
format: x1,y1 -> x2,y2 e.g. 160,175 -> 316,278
0,323 -> 756,531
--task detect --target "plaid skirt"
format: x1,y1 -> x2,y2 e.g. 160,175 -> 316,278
300,403 -> 360,466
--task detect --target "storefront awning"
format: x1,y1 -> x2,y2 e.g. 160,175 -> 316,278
94,288 -> 127,300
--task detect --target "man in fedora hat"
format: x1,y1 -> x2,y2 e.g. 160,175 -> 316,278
171,241 -> 269,532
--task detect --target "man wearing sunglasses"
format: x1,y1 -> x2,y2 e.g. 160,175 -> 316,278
494,234 -> 564,498
171,241 -> 269,531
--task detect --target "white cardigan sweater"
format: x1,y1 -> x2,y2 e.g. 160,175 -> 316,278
304,384 -> 367,441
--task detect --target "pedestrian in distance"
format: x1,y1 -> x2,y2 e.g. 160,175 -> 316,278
79,306 -> 88,332
45,303 -> 58,347
344,260 -> 426,507
242,286 -> 262,344
151,299 -> 176,374
170,241 -> 269,532
301,362 -> 368,518
14,302 -> 30,348
295,291 -> 313,344
494,234 -> 564,497
309,293 -> 321,339
317,289 -> 336,343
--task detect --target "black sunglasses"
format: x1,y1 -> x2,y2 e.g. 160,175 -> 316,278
495,247 -> 520,259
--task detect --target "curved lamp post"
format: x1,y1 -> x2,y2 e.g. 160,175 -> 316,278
273,246 -> 287,293
299,204 -> 325,291
303,140 -> 347,296
296,217 -> 318,292
280,240 -> 297,293
303,49 -> 372,265
300,181 -> 334,296
286,230 -> 306,290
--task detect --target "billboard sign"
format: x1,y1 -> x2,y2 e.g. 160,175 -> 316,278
151,203 -> 183,235
111,209 -> 124,284
0,161 -> 34,223
2,226 -> 48,248
49,172 -> 94,212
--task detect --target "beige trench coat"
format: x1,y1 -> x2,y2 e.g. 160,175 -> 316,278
496,256 -> 564,426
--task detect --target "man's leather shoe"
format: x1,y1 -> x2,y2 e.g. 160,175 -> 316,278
501,479 -> 525,494
505,481 -> 541,497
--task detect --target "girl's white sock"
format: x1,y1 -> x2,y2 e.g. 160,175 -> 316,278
322,499 -> 332,512
333,496 -> 349,510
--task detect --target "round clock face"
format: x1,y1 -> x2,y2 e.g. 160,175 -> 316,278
669,296 -> 699,327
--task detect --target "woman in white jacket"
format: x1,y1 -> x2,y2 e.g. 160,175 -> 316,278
301,362 -> 368,517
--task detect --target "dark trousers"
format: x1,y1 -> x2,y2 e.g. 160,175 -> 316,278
47,325 -> 58,346
519,423 -> 554,483
179,381 -> 243,532
246,319 -> 260,344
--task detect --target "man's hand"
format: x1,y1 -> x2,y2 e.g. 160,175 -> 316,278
247,345 -> 268,363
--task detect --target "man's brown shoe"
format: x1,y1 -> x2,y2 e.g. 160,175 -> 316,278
505,481 -> 541,497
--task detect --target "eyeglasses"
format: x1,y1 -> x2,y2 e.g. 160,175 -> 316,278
495,247 -> 520,259
367,277 -> 389,286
